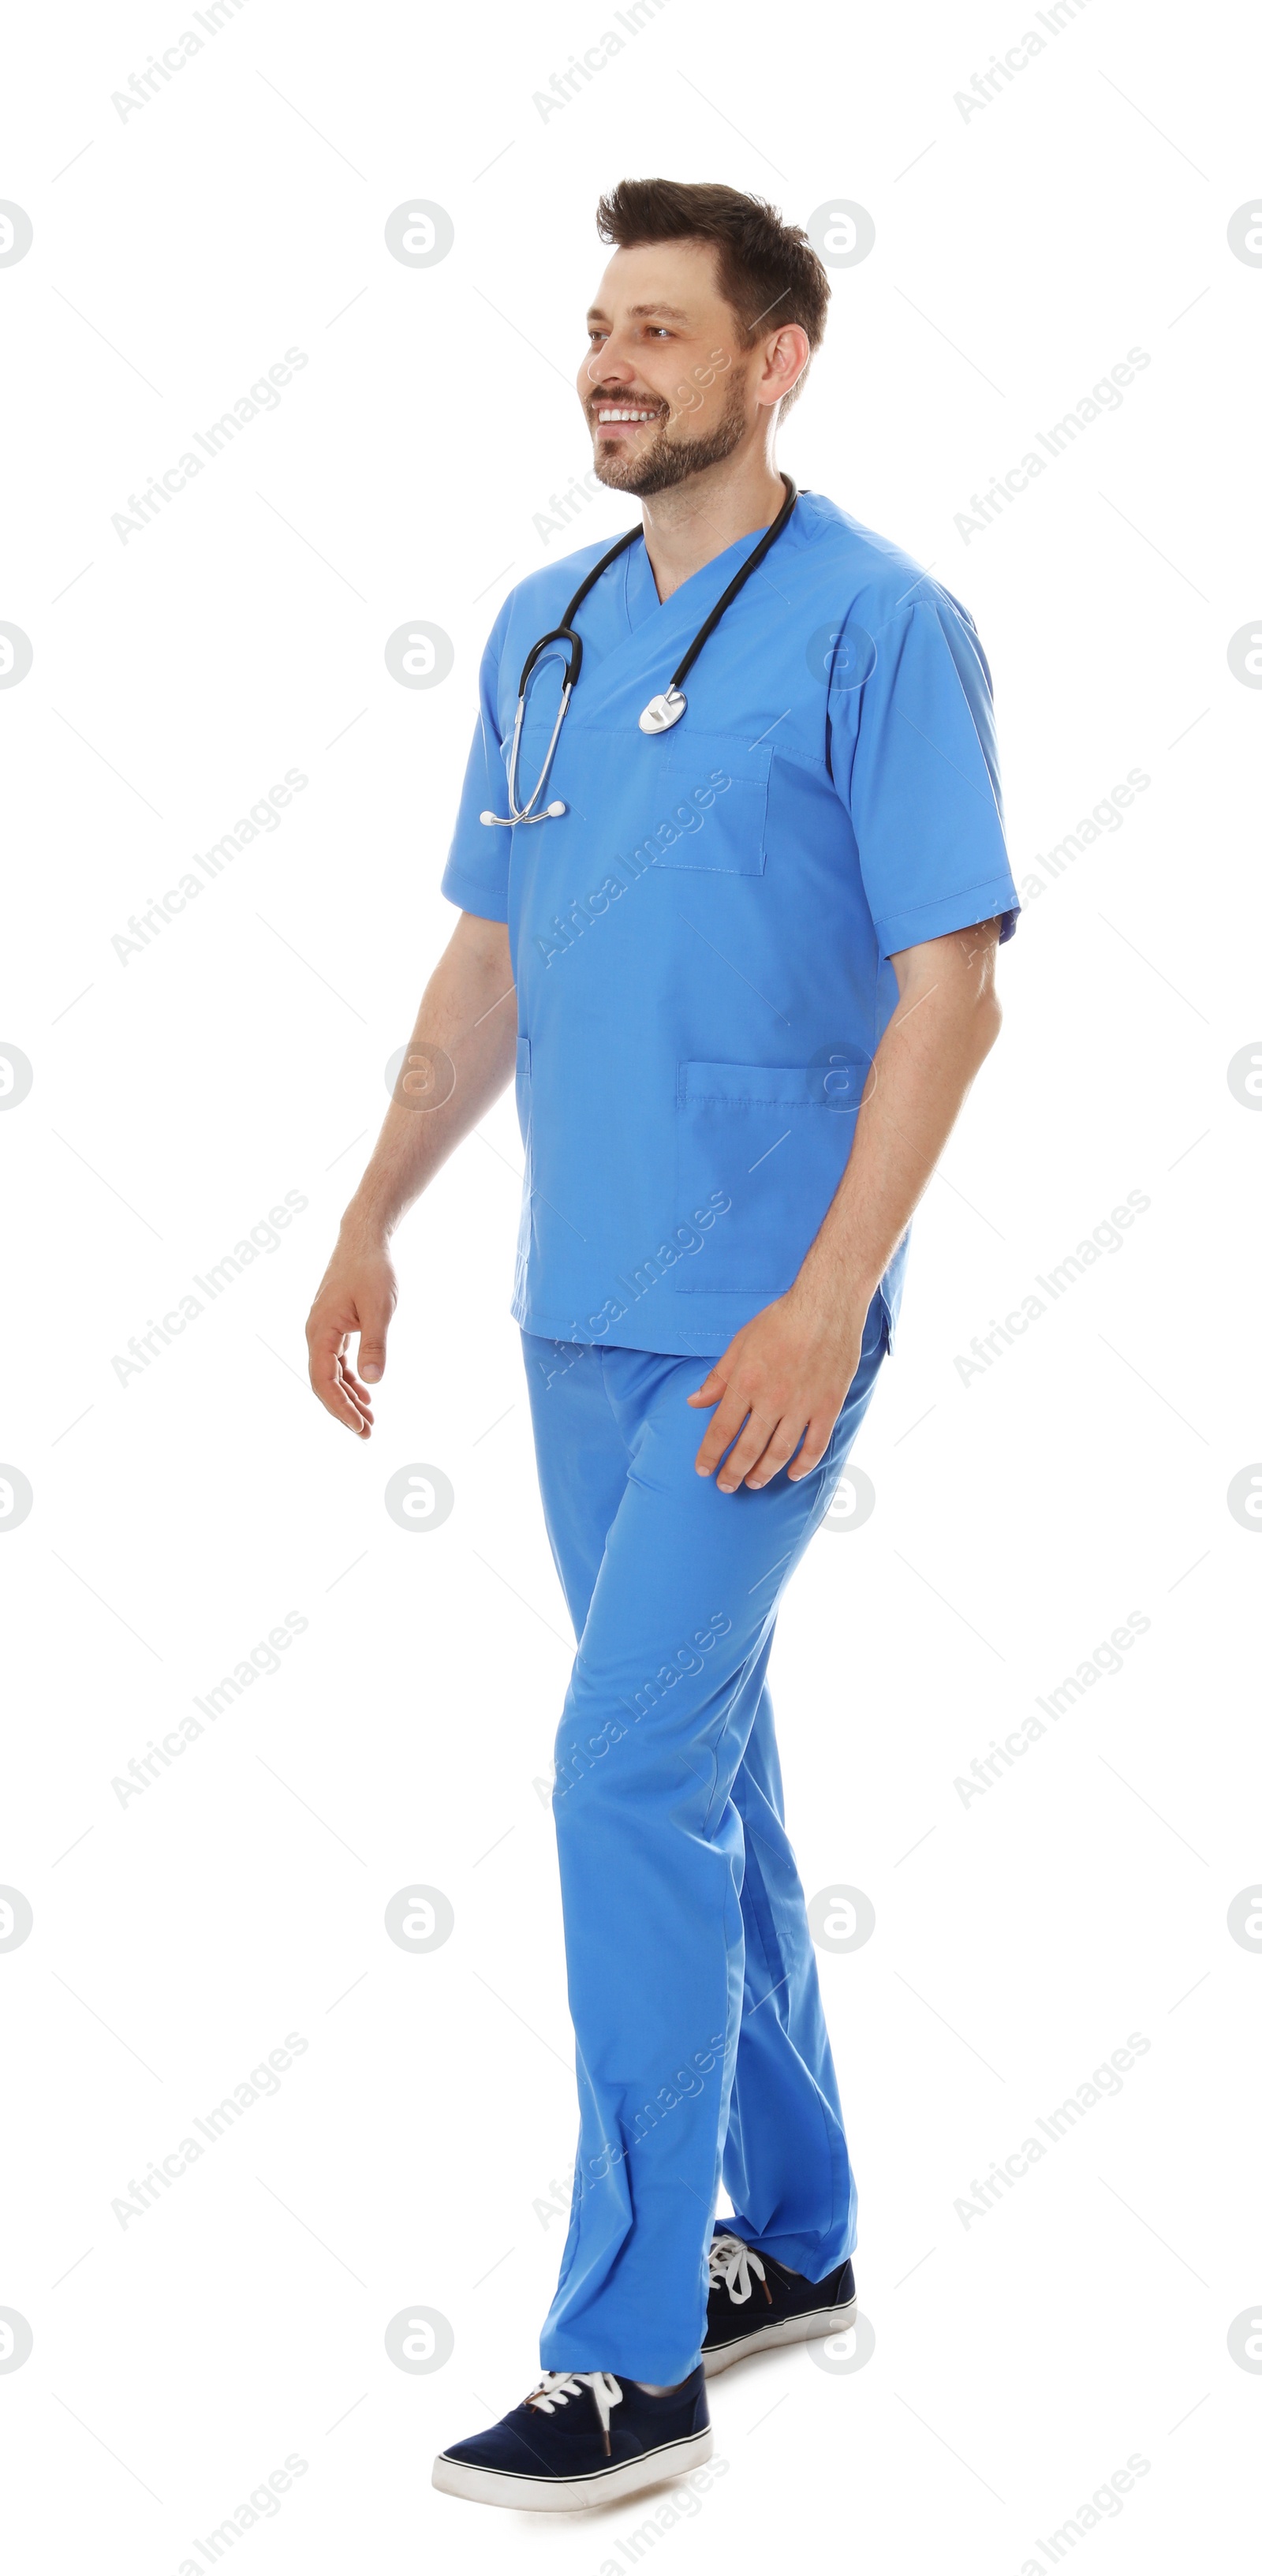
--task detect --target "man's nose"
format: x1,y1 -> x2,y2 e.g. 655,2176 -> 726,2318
586,344 -> 636,381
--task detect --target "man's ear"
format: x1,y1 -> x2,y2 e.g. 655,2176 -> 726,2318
758,323 -> 811,407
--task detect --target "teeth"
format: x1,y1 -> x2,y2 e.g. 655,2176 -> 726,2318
596,409 -> 655,422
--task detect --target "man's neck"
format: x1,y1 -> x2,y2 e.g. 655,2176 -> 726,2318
638,453 -> 788,604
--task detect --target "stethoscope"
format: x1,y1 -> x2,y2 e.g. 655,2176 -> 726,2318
479,474 -> 799,828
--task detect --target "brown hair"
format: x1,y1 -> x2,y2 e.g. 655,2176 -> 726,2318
594,178 -> 829,414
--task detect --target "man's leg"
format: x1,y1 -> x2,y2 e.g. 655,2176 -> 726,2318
520,1335 -> 633,1632
522,1299 -> 887,2385
718,1675 -> 857,2277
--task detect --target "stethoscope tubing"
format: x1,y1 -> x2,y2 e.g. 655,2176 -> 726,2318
484,477 -> 798,827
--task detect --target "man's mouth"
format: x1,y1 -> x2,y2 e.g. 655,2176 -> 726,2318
592,403 -> 662,435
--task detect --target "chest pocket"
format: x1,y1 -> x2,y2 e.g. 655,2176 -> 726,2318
644,730 -> 771,875
506,717 -> 772,877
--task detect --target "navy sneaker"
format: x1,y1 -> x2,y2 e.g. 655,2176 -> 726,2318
702,2228 -> 856,2376
432,2365 -> 712,2511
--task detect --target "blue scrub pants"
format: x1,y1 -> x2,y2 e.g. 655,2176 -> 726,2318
522,1293 -> 888,2384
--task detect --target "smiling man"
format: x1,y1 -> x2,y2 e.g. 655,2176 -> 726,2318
305,178 -> 1020,2512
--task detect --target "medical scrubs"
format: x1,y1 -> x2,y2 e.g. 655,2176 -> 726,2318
441,488 -> 1021,2380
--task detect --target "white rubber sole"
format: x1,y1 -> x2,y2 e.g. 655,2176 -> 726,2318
432,2422 -> 712,2512
702,2296 -> 857,2377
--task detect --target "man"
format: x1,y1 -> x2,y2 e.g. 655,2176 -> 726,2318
306,178 -> 1019,2511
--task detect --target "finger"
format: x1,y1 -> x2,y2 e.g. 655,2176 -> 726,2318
356,1298 -> 393,1384
334,1344 -> 375,1402
687,1332 -> 745,1411
685,1367 -> 726,1410
308,1323 -> 372,1434
693,1389 -> 752,1476
786,1420 -> 834,1481
306,1322 -> 346,1401
334,1362 -> 374,1428
745,1418 -> 808,1490
327,1375 -> 374,1437
716,1410 -> 782,1494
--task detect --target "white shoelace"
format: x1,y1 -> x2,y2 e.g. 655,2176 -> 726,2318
708,2230 -> 769,2306
525,2369 -> 624,2452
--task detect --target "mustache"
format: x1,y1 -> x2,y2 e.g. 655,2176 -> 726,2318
587,394 -> 666,412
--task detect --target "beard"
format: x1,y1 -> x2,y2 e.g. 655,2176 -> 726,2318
589,363 -> 749,497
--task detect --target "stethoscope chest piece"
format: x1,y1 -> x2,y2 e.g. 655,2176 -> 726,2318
638,687 -> 687,735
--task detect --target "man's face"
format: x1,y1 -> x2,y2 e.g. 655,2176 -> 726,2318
579,240 -> 758,497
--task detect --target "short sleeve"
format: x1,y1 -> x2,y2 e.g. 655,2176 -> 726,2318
838,593 -> 1019,958
440,612 -> 511,923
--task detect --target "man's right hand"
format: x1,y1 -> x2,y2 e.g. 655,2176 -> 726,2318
305,1228 -> 399,1438
301,915 -> 516,1441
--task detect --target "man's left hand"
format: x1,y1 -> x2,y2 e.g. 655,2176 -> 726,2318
687,1288 -> 867,1492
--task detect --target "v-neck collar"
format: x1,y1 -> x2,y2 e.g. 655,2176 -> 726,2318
619,506 -> 801,634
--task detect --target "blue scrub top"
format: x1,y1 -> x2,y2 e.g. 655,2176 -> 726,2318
442,488 -> 1019,1359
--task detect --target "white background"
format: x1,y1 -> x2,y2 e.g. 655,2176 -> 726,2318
2,0 -> 1260,2568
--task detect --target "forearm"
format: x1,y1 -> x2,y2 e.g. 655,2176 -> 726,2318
343,912 -> 516,1242
793,931 -> 1003,1317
